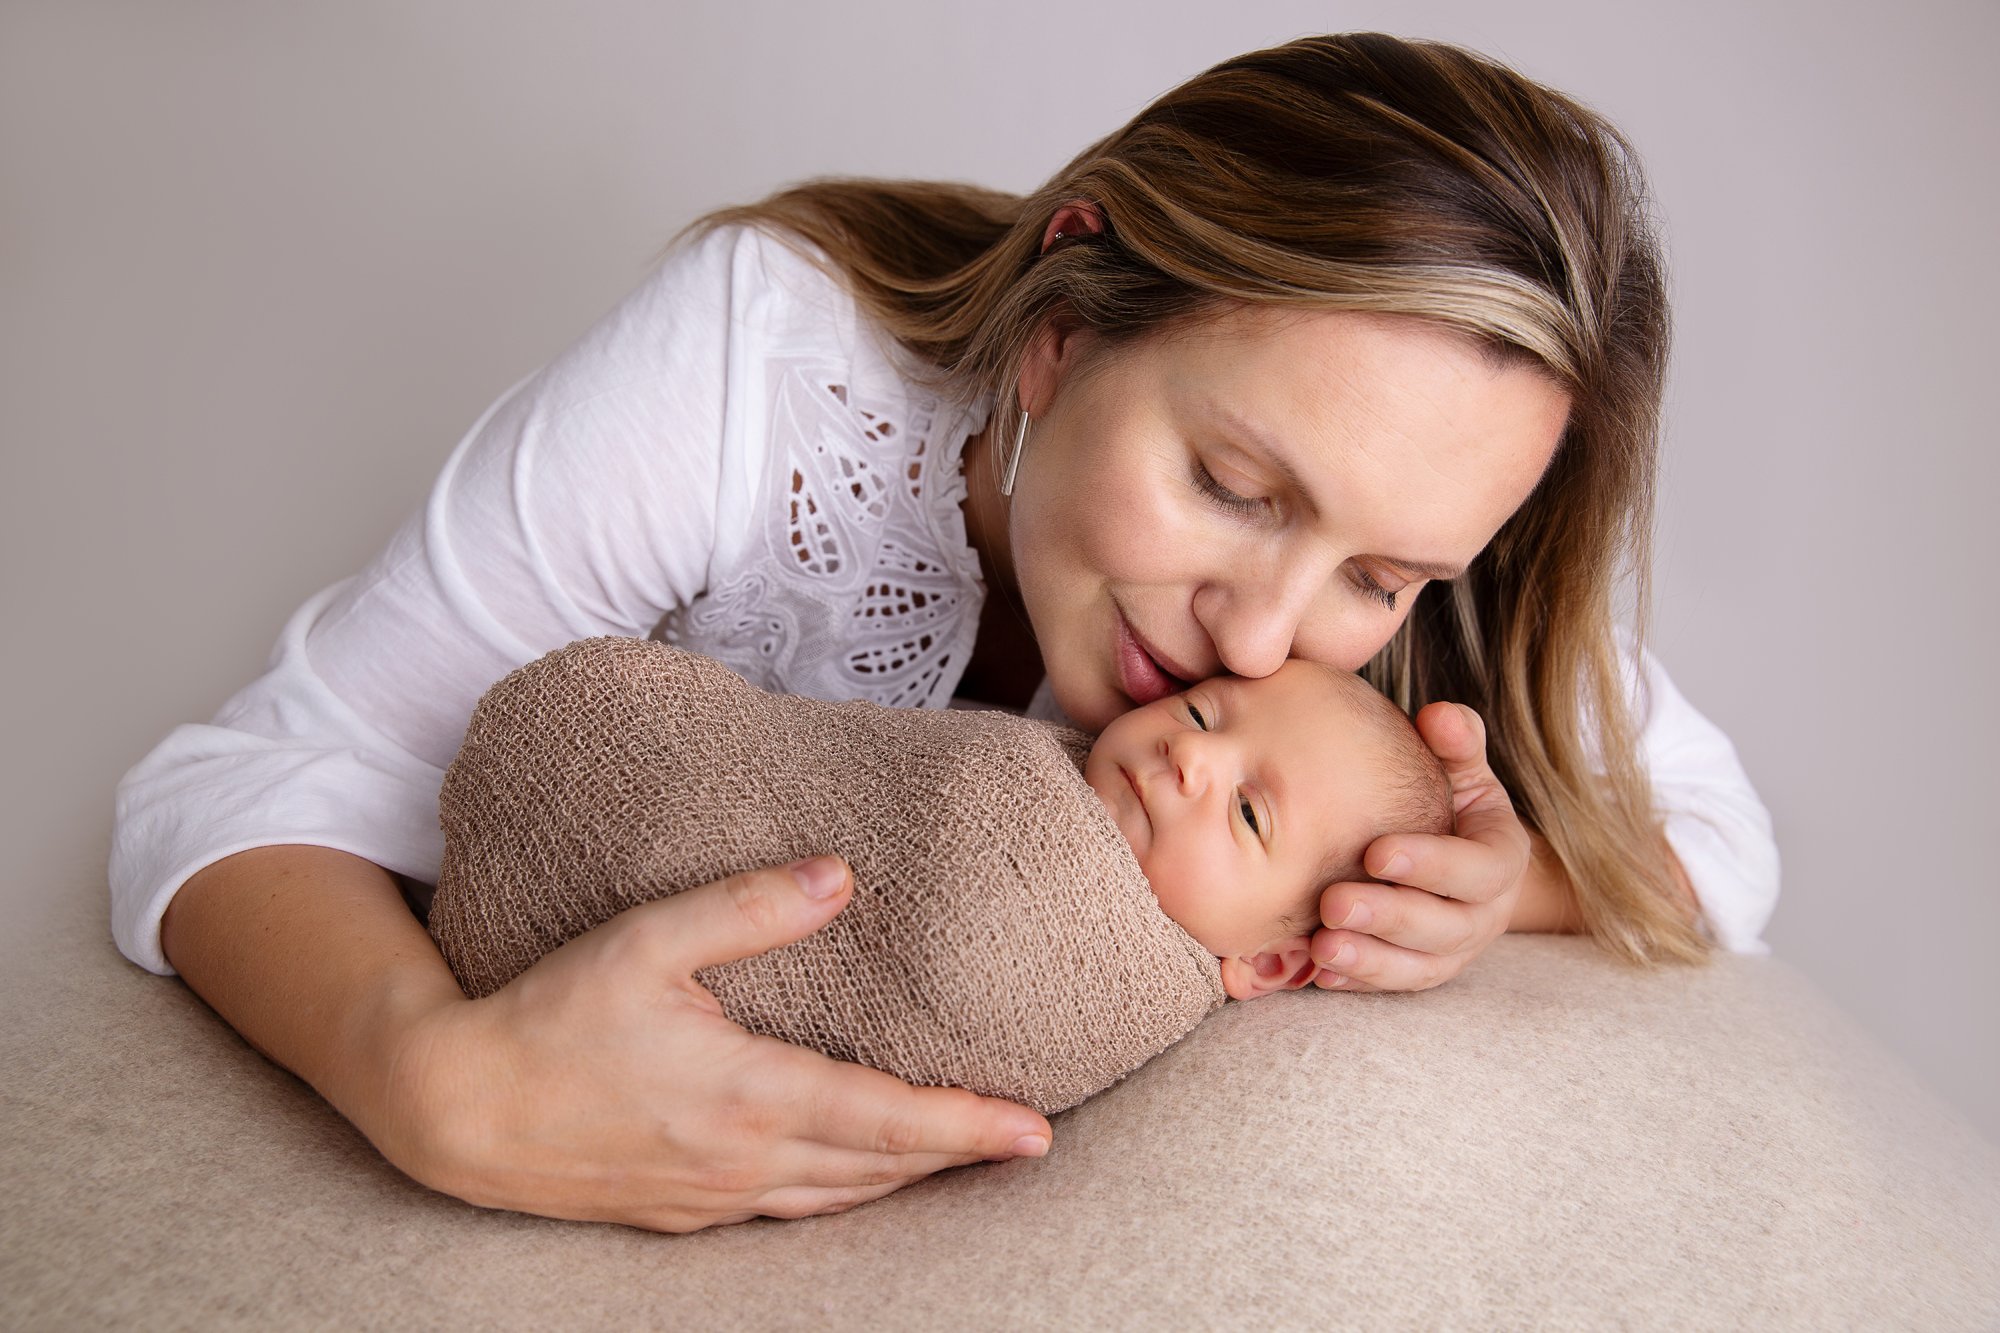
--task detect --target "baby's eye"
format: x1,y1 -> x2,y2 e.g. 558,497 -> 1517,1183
1186,701 -> 1209,730
1237,791 -> 1262,837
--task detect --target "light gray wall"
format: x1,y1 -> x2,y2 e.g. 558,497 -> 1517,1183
5,1 -> 1994,1138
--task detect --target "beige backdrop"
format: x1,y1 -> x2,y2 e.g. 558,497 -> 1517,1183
3,0 -> 1994,1142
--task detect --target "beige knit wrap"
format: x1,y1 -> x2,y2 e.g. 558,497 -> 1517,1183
429,637 -> 1226,1114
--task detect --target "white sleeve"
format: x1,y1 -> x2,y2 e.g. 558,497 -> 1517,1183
1624,639 -> 1781,955
108,222 -> 788,975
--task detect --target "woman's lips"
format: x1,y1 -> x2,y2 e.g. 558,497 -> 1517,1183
1114,613 -> 1189,706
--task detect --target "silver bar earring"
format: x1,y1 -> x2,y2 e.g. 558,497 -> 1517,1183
1001,408 -> 1030,498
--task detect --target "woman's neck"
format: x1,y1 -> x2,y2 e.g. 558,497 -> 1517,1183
959,417 -> 1018,602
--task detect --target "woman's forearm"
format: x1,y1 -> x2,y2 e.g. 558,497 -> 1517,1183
159,844 -> 465,1161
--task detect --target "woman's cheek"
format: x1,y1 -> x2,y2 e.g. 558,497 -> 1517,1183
1093,479 -> 1204,581
1293,598 -> 1411,674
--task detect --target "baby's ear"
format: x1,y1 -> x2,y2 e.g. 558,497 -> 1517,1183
1219,935 -> 1318,1001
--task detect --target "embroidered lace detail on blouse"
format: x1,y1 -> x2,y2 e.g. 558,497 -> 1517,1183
657,368 -> 992,711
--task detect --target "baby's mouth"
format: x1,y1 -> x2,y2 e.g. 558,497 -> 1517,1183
1121,764 -> 1151,832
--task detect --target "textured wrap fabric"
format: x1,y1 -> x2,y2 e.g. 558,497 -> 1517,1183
429,637 -> 1226,1113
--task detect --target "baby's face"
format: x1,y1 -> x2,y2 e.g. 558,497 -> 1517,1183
1083,660 -> 1385,964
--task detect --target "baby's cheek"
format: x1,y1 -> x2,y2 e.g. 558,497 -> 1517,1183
1136,857 -> 1176,911
1140,864 -> 1211,941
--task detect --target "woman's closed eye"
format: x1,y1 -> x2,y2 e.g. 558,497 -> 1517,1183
1351,565 -> 1409,611
1190,459 -> 1273,519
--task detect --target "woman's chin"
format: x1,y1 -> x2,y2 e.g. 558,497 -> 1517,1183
1056,681 -> 1124,734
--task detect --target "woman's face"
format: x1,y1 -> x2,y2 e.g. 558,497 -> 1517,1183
1000,304 -> 1571,732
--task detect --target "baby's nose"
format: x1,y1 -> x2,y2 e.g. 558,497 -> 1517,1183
1161,735 -> 1211,795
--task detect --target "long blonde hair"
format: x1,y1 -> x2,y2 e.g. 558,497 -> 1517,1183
676,32 -> 1704,964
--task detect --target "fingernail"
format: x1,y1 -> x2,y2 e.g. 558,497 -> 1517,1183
1342,902 -> 1372,931
1376,852 -> 1412,882
788,856 -> 847,899
1322,974 -> 1349,989
1008,1135 -> 1050,1158
1331,942 -> 1357,970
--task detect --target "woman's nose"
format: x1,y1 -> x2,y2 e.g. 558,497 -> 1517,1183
1192,553 -> 1336,679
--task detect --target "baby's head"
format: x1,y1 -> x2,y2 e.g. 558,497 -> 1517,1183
1083,660 -> 1452,1001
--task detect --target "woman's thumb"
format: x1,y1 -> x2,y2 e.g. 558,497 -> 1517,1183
646,856 -> 852,975
1415,700 -> 1488,774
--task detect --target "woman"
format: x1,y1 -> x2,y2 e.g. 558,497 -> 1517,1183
110,33 -> 1777,1231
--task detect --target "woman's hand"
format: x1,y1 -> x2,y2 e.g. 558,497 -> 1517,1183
381,857 -> 1052,1232
1309,702 -> 1547,992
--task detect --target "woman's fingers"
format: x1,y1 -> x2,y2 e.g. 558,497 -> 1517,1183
638,862 -> 1050,1160
1361,702 -> 1529,909
425,858 -> 1050,1233
1409,701 -> 1531,859
655,868 -> 1052,1164
1308,919 -> 1459,992
1317,875 -> 1490,958
746,1178 -> 924,1223
1313,837 -> 1518,978
631,855 -> 857,985
780,1043 -> 1052,1162
1306,702 -> 1534,992
681,1058 -> 1035,1226
1350,828 -> 1520,909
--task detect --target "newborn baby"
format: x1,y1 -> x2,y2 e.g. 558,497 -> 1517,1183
430,640 -> 1449,1112
1081,657 -> 1452,999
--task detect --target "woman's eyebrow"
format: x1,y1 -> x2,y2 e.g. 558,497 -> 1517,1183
1206,403 -> 1465,581
1207,402 -> 1315,506
1388,556 -> 1466,581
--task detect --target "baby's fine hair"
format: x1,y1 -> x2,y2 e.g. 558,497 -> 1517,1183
1283,664 -> 1454,936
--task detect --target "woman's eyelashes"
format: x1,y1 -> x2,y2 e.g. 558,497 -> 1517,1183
1191,452 -> 1408,613
1352,566 -> 1404,611
1190,458 -> 1271,518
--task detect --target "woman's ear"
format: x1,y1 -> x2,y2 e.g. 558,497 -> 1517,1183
1219,935 -> 1319,1001
1016,320 -> 1066,420
1040,198 -> 1107,253
1018,199 -> 1109,421
1015,308 -> 1101,420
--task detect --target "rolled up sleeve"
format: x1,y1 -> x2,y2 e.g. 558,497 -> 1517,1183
1628,642 -> 1782,955
107,222 -> 787,974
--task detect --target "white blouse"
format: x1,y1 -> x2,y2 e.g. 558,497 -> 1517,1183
109,221 -> 1780,974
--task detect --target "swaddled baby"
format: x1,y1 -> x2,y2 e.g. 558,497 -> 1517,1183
430,639 -> 1449,1112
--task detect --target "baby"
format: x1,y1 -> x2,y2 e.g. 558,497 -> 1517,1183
430,639 -> 1451,1112
1081,658 -> 1453,999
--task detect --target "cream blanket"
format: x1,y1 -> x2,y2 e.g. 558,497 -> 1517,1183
429,638 -> 1225,1113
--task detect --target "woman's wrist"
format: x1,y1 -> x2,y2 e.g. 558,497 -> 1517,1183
1501,829 -> 1702,936
1506,830 -> 1584,934
336,943 -> 479,1183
